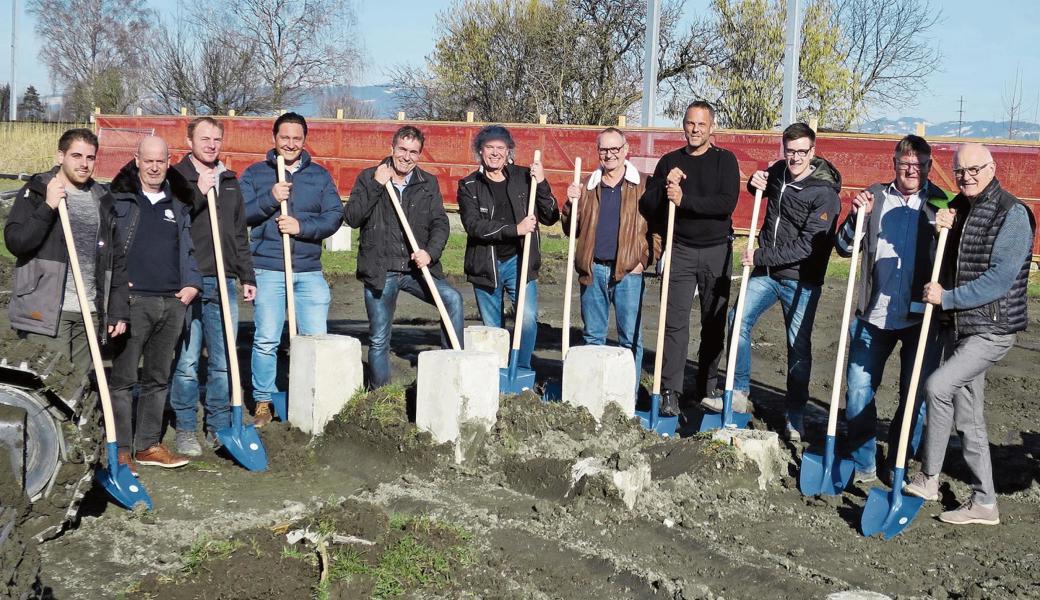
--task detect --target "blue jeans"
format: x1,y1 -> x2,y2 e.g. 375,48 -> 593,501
251,269 -> 331,402
580,262 -> 645,383
473,255 -> 538,370
729,275 -> 821,421
364,272 -> 465,387
170,277 -> 239,433
844,318 -> 939,473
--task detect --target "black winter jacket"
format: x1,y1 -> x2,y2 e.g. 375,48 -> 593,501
457,164 -> 560,288
750,157 -> 842,285
345,162 -> 450,290
4,168 -> 130,339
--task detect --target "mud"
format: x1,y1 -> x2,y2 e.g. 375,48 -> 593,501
1,262 -> 1035,599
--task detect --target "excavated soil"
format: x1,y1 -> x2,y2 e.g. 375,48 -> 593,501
2,261 -> 1036,599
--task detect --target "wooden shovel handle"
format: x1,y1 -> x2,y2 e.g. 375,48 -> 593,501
561,157 -> 581,357
511,150 -> 541,352
722,188 -> 765,393
826,208 -> 867,436
206,188 -> 244,408
276,155 -> 297,340
651,200 -> 677,396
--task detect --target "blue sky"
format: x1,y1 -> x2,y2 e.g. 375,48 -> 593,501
3,0 -> 1038,125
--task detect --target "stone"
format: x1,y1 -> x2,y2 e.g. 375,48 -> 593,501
288,334 -> 364,435
416,350 -> 500,463
711,428 -> 784,490
463,326 -> 509,368
562,345 -> 636,421
323,225 -> 352,252
825,592 -> 892,600
567,456 -> 652,510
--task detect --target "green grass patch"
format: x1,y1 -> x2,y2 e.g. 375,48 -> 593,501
181,537 -> 244,575
337,384 -> 410,430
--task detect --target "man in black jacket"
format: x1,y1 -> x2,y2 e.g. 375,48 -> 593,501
457,125 -> 560,372
108,136 -> 202,471
345,125 -> 464,387
640,101 -> 740,416
739,122 -> 841,441
169,117 -> 257,456
4,128 -> 129,386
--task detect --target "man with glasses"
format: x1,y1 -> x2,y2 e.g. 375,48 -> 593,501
640,101 -> 740,418
905,143 -> 1035,526
835,135 -> 952,484
739,122 -> 842,441
564,127 -> 659,385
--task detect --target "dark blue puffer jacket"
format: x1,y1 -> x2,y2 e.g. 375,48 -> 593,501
240,149 -> 344,273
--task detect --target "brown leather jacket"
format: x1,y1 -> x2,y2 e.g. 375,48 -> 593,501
562,161 -> 661,286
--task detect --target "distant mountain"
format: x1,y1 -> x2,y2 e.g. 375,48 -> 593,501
859,117 -> 1040,141
292,85 -> 401,119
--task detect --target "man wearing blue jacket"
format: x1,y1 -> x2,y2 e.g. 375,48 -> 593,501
241,112 -> 344,427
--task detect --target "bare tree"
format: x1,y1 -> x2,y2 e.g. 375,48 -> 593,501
27,0 -> 153,119
315,89 -> 378,119
1002,67 -> 1024,140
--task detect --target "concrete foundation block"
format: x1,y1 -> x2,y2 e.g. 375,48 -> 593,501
323,225 -> 352,252
463,326 -> 509,368
711,428 -> 784,490
288,334 -> 364,435
562,345 -> 636,421
416,350 -> 500,463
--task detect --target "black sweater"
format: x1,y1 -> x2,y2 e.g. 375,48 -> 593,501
640,145 -> 740,247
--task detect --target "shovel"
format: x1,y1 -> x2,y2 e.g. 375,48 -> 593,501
861,226 -> 950,539
207,189 -> 268,471
634,200 -> 678,436
382,179 -> 461,350
56,179 -> 152,510
699,189 -> 764,432
799,207 -> 865,496
269,155 -> 295,421
500,150 -> 542,395
543,157 -> 581,402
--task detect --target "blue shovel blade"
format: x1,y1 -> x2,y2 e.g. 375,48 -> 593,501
96,442 -> 153,510
499,367 -> 536,395
216,407 -> 268,472
799,450 -> 855,497
270,391 -> 288,421
698,410 -> 752,432
634,393 -> 679,437
861,485 -> 924,539
542,380 -> 562,402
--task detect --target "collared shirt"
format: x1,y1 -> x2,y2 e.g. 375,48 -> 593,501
866,182 -> 925,329
594,180 -> 623,261
392,169 -> 414,196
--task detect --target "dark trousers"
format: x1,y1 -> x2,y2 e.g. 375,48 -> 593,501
661,240 -> 732,398
110,295 -> 186,452
18,310 -> 94,386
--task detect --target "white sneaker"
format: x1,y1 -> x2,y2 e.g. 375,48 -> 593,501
699,390 -> 751,413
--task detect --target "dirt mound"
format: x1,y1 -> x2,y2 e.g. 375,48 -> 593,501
0,459 -> 41,600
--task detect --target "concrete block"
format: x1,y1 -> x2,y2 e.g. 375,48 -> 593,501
562,345 -> 636,421
463,326 -> 509,368
416,350 -> 500,463
568,456 -> 652,510
288,334 -> 364,435
324,225 -> 352,252
711,428 -> 784,490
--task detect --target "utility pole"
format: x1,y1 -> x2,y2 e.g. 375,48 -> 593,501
640,0 -> 661,128
957,96 -> 964,137
9,0 -> 17,121
779,0 -> 801,128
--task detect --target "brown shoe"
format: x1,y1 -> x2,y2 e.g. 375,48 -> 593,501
253,401 -> 273,428
117,450 -> 139,477
134,444 -> 189,469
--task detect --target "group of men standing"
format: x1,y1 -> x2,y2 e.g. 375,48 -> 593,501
5,102 -> 1034,526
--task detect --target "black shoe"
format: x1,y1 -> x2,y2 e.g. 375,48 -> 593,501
660,389 -> 681,417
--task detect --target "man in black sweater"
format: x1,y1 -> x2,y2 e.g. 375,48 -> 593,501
640,101 -> 740,417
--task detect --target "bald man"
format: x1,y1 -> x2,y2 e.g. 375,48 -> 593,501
107,136 -> 202,471
904,143 -> 1036,525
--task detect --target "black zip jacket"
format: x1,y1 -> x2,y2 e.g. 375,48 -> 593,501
4,168 -> 129,339
749,157 -> 842,285
172,156 -> 255,285
457,164 -> 560,288
345,162 -> 450,290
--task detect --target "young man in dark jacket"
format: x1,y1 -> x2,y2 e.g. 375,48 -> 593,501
346,125 -> 464,387
5,128 -> 129,385
169,117 -> 257,456
640,101 -> 740,416
108,136 -> 202,470
241,112 -> 344,427
905,143 -> 1035,526
457,125 -> 560,372
740,122 -> 841,441
836,135 -> 952,484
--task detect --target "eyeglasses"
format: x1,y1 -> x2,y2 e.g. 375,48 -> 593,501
783,146 -> 814,159
953,162 -> 992,178
895,160 -> 930,171
597,145 -> 625,156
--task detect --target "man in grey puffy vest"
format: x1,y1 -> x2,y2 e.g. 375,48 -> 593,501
905,143 -> 1035,526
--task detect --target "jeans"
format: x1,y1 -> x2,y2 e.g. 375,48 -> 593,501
580,261 -> 645,384
364,271 -> 465,387
843,318 -> 940,473
251,269 -> 330,402
110,295 -> 187,452
473,255 -> 539,370
170,277 -> 238,434
729,275 -> 821,420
